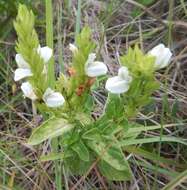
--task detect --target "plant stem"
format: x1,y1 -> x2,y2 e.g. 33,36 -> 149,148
46,1 -> 62,189
75,0 -> 82,40
57,0 -> 64,73
45,0 -> 55,88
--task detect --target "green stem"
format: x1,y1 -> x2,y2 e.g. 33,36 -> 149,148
57,0 -> 64,72
75,0 -> 81,40
51,138 -> 62,190
45,1 -> 62,189
45,0 -> 55,87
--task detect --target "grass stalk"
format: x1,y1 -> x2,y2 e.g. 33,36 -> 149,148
57,0 -> 64,72
75,0 -> 82,40
45,1 -> 62,189
68,0 -> 72,14
45,0 -> 55,88
161,169 -> 187,190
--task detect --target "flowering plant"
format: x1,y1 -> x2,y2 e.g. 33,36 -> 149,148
13,4 -> 177,181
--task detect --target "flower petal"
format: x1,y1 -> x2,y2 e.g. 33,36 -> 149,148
105,76 -> 130,94
86,61 -> 108,77
159,48 -> 172,69
148,44 -> 172,69
21,82 -> 37,100
43,88 -> 65,107
15,54 -> 30,68
14,68 -> 33,81
37,46 -> 53,63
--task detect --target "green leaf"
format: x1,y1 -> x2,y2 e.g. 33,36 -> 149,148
161,169 -> 187,190
64,153 -> 92,175
71,140 -> 90,161
40,151 -> 73,162
40,153 -> 63,162
98,160 -> 132,181
28,117 -> 74,145
82,128 -> 101,141
87,140 -> 132,173
104,94 -> 124,119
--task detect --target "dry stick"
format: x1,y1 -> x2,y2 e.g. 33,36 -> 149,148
0,98 -> 34,127
125,0 -> 166,26
126,0 -> 187,29
94,166 -> 108,190
0,148 -> 42,190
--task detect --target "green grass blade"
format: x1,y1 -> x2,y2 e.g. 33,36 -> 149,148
162,169 -> 187,190
120,136 -> 187,146
75,0 -> 82,40
45,0 -> 55,87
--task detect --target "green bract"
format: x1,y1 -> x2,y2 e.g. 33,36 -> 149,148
13,4 -> 184,182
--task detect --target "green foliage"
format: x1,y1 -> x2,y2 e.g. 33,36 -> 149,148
120,45 -> 160,117
68,27 -> 96,109
120,45 -> 155,76
88,140 -> 132,176
104,94 -> 124,120
28,117 -> 74,145
13,4 -> 182,183
72,139 -> 90,161
98,160 -> 131,181
14,4 -> 48,95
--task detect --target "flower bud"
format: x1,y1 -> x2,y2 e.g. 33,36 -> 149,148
43,88 -> 65,107
37,46 -> 53,63
148,44 -> 172,69
14,54 -> 32,81
105,66 -> 132,94
85,53 -> 108,77
21,82 -> 37,100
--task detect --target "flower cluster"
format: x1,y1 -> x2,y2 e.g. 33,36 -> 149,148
14,43 -> 172,107
14,46 -> 65,107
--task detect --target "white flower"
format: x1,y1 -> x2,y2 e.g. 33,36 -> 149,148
14,54 -> 33,81
15,54 -> 30,68
69,43 -> 78,54
37,46 -> 53,63
21,82 -> 37,100
43,88 -> 65,108
105,66 -> 132,94
85,53 -> 108,77
14,68 -> 33,81
148,44 -> 172,69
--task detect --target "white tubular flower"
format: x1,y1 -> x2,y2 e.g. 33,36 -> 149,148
105,66 -> 132,94
85,53 -> 108,77
14,68 -> 33,81
15,54 -> 30,68
43,88 -> 65,108
37,46 -> 53,63
14,54 -> 33,81
69,43 -> 78,54
21,82 -> 37,100
148,44 -> 172,69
